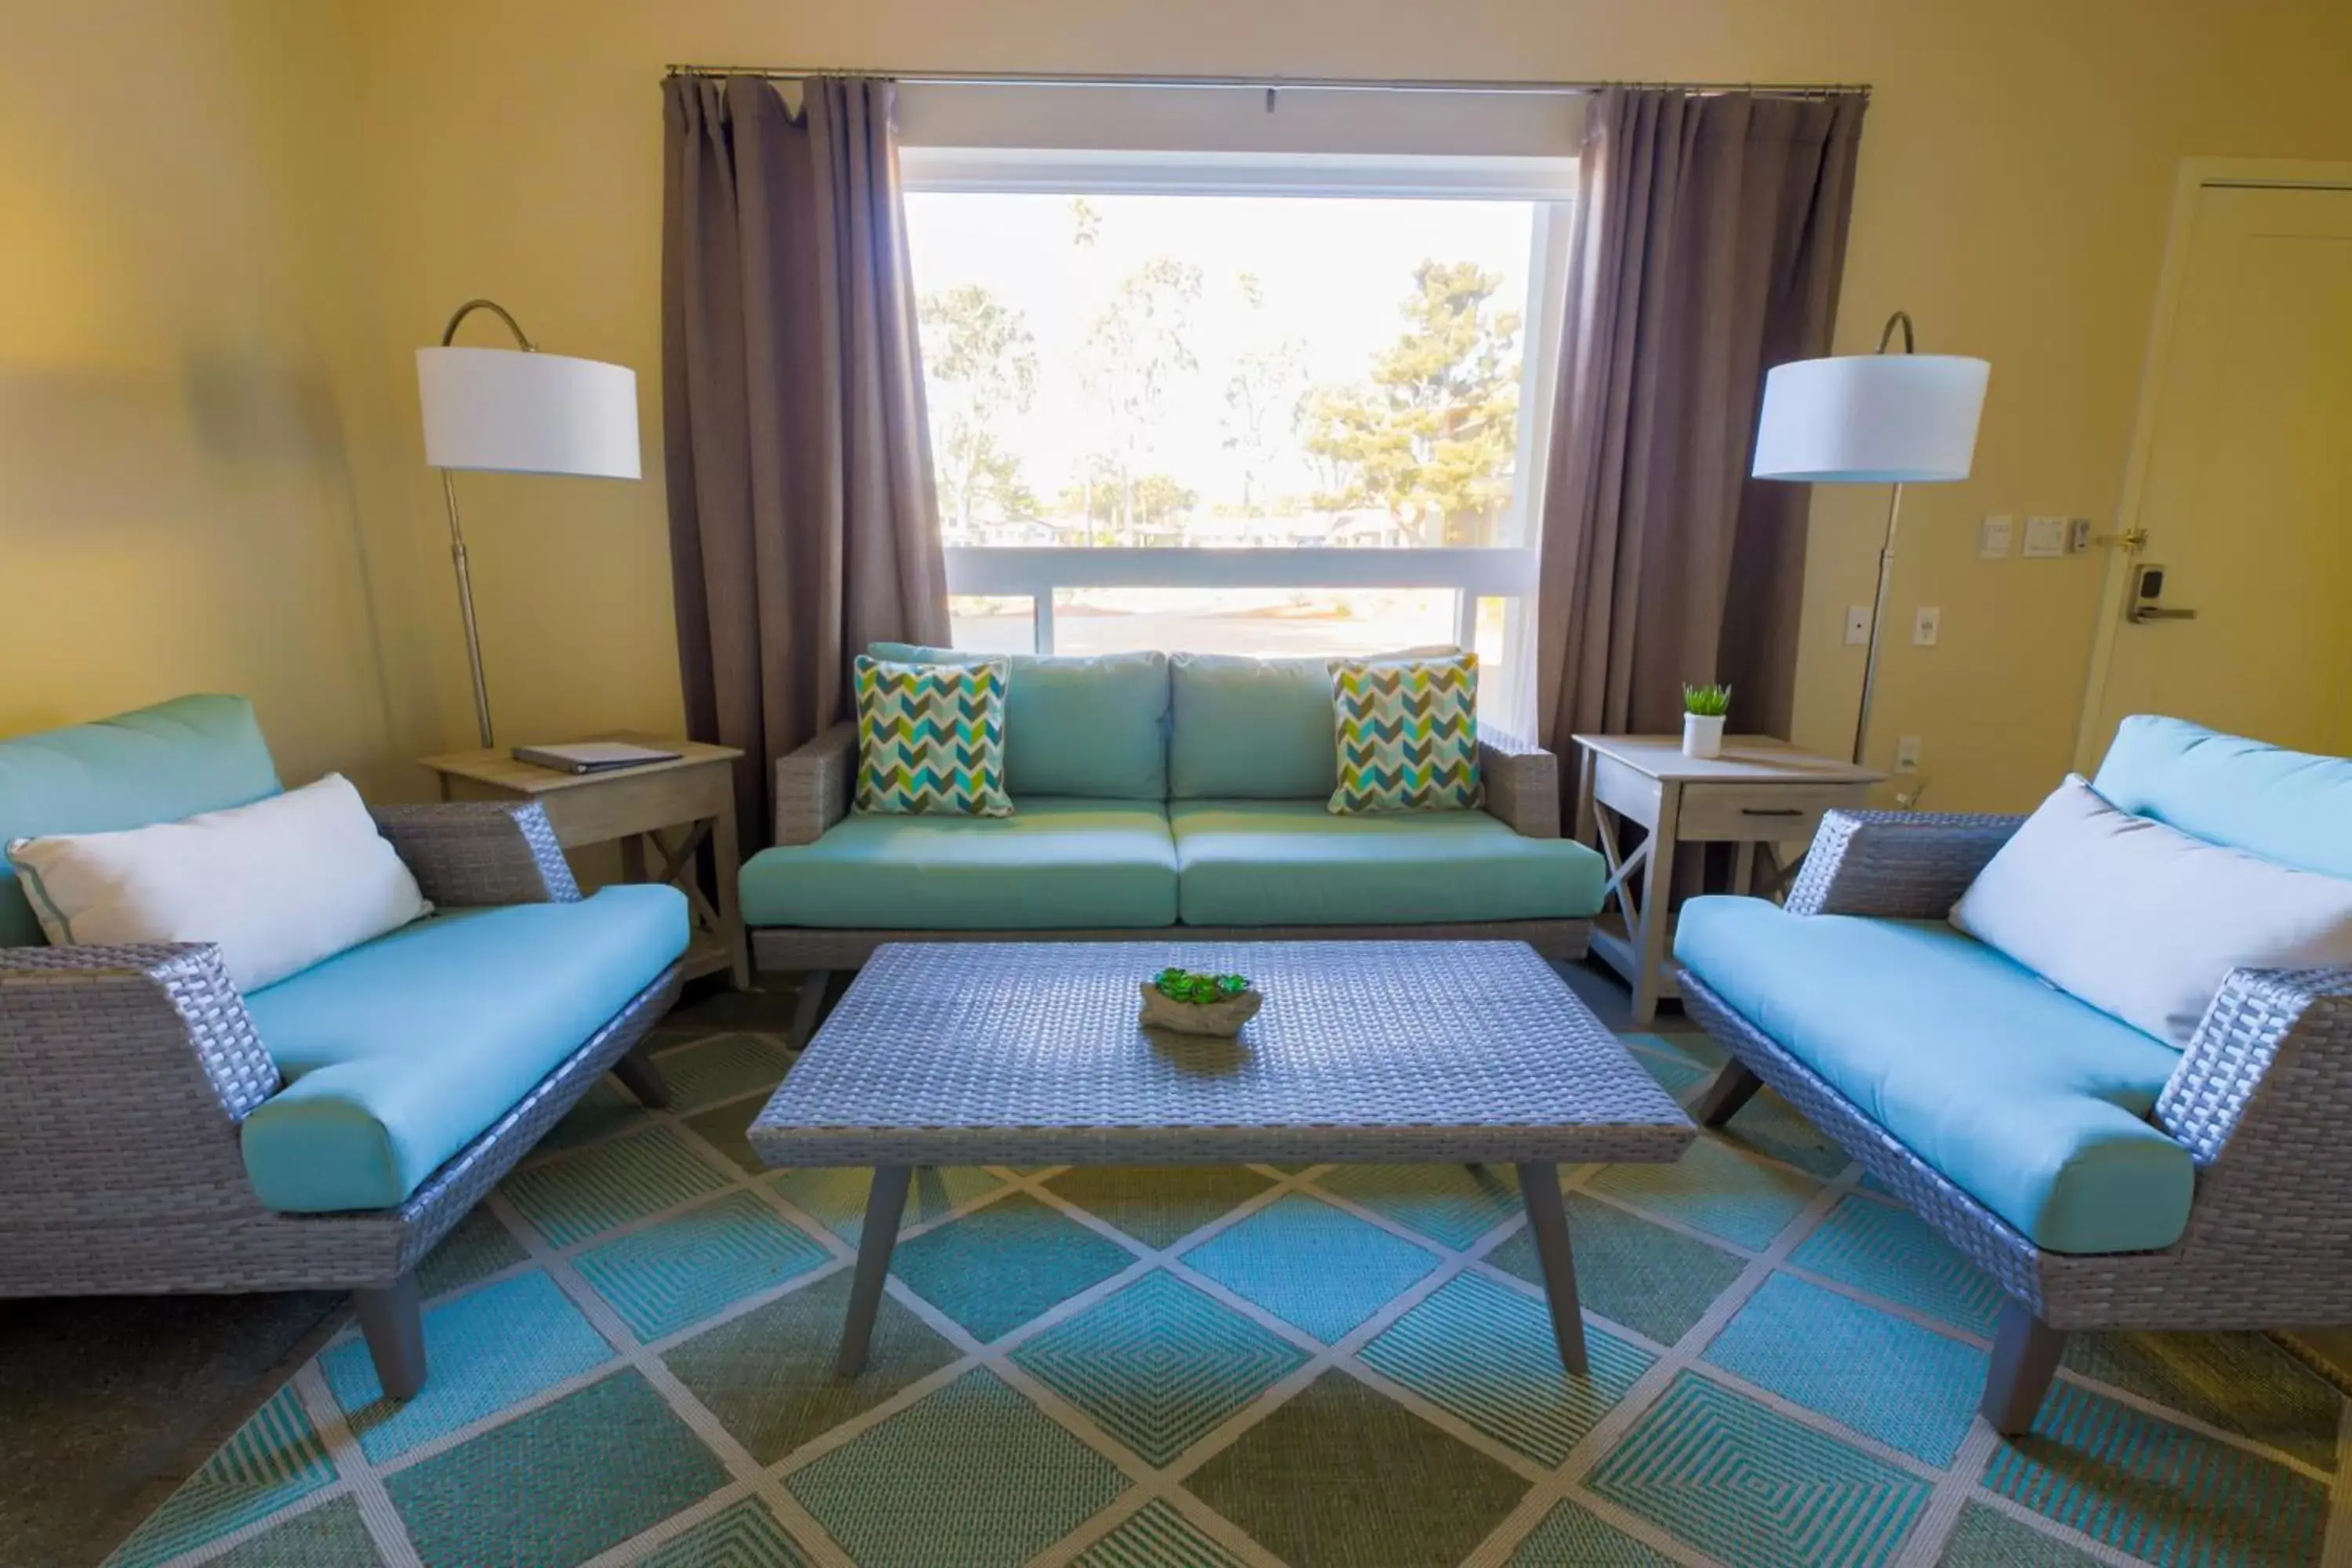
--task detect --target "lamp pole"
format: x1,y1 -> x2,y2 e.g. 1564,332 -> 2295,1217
1850,310 -> 1917,769
434,299 -> 537,750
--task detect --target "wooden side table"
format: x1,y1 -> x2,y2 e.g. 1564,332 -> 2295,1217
1571,735 -> 1882,1025
420,735 -> 752,991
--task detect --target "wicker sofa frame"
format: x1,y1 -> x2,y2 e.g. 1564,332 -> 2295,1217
0,800 -> 683,1399
754,720 -> 1591,1043
1682,809 -> 2352,1433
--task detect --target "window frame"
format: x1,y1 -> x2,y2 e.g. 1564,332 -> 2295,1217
902,145 -> 1571,714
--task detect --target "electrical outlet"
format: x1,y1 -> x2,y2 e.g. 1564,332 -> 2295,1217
1843,605 -> 1871,646
1980,515 -> 2014,558
1895,735 -> 1923,773
1912,605 -> 1940,646
2023,516 -> 2068,558
2069,517 -> 2094,554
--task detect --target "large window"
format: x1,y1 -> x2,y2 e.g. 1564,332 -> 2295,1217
903,150 -> 1570,730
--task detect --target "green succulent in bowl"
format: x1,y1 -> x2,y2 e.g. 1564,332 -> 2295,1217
1152,967 -> 1251,1006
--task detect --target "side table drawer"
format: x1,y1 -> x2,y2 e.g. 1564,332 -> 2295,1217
1675,781 -> 1871,843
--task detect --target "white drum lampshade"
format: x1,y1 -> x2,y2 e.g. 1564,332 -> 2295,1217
1751,353 -> 1989,484
416,346 -> 641,479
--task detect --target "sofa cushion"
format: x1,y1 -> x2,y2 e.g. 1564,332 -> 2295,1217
11,774 -> 431,992
870,644 -> 1170,800
1169,800 -> 1605,926
0,694 -> 280,946
739,797 -> 1177,930
1675,896 -> 2193,1254
1330,654 -> 1485,815
853,654 -> 1012,817
1952,774 -> 2352,1046
2094,714 -> 2352,878
1167,648 -> 1457,800
238,884 -> 688,1213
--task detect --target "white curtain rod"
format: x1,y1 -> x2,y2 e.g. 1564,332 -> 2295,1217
661,65 -> 1869,100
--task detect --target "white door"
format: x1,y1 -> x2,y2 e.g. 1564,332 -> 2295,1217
2083,177 -> 2352,763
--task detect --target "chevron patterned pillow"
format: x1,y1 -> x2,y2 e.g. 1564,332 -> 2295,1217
1328,653 -> 1484,814
853,655 -> 1014,817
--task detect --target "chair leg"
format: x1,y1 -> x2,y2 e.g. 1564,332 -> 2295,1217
1982,1298 -> 2067,1436
611,1043 -> 672,1109
355,1273 -> 427,1401
1692,1060 -> 1764,1127
788,970 -> 833,1050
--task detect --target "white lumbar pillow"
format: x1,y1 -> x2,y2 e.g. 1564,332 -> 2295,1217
7,775 -> 430,993
1951,774 -> 2352,1047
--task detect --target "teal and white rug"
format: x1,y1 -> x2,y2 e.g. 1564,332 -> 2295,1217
107,1014 -> 2348,1567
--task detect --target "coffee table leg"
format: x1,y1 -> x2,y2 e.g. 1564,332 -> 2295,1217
838,1164 -> 911,1377
1515,1161 -> 1589,1377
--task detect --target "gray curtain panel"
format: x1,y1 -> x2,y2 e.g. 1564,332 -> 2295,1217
662,74 -> 950,848
1534,88 -> 1865,764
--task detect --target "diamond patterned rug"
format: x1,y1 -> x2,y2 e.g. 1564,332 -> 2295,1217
104,996 -> 2349,1567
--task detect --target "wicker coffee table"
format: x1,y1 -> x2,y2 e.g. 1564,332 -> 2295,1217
749,941 -> 1693,1377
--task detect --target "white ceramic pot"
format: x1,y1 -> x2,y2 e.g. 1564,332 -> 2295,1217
1682,712 -> 1726,760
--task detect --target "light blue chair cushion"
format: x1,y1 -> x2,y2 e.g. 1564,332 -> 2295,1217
1167,653 -> 1341,799
1170,800 -> 1607,926
869,644 -> 1170,799
238,885 -> 688,1213
739,798 -> 1178,930
2093,714 -> 2352,878
1675,896 -> 2193,1254
0,694 -> 280,946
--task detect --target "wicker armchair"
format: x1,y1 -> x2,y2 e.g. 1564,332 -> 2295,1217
0,800 -> 682,1399
1683,808 -> 2352,1432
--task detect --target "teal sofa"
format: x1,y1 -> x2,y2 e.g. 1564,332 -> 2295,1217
742,648 -> 1607,1033
1674,717 -> 2352,1433
0,695 -> 689,1399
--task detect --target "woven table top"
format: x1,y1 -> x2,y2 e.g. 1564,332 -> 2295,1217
750,941 -> 1695,1168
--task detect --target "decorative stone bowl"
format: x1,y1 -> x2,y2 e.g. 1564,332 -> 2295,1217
1138,977 -> 1264,1037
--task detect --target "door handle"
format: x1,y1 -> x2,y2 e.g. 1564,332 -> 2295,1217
2128,605 -> 2198,624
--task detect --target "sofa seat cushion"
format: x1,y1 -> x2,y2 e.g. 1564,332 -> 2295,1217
1675,896 -> 2192,1254
239,885 -> 688,1213
1169,800 -> 1605,927
740,798 -> 1177,931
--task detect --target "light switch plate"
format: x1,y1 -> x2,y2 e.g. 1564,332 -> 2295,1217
2023,516 -> 2068,558
1895,735 -> 1923,772
1912,605 -> 1941,646
1844,605 -> 1871,645
1980,515 -> 2014,558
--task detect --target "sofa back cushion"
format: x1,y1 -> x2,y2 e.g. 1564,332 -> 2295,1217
1169,647 -> 1458,800
9,774 -> 431,991
0,694 -> 281,946
870,644 -> 1169,800
2093,714 -> 2352,878
1951,773 -> 2352,1047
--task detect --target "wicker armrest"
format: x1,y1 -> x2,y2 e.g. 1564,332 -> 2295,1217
373,802 -> 579,906
775,720 -> 857,846
1479,726 -> 1561,839
0,944 -> 281,1229
1782,809 -> 2025,919
2157,965 -> 2352,1163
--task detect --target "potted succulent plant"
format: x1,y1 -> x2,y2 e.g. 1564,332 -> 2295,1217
1138,967 -> 1263,1036
1682,683 -> 1731,760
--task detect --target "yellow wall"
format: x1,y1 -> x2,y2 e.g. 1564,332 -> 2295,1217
13,1 -> 2352,807
0,0 -> 437,791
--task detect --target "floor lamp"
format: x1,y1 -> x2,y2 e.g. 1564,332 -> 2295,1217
1751,312 -> 1990,767
416,299 -> 641,749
